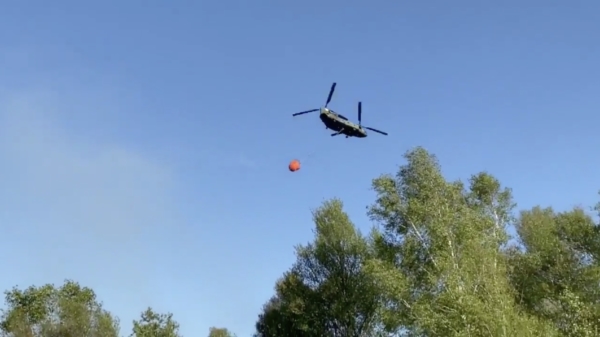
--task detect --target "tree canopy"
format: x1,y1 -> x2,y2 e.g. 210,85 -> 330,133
3,147 -> 598,336
0,280 -> 120,337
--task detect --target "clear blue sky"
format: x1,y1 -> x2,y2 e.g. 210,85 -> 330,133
1,1 -> 599,336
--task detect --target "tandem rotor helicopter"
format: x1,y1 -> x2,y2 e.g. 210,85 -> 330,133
292,82 -> 388,138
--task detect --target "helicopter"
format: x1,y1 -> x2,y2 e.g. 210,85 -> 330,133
292,82 -> 388,138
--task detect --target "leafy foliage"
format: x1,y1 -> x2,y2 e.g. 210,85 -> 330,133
256,199 -> 384,337
367,148 -> 559,336
508,206 -> 600,336
0,280 -> 120,337
208,327 -> 235,337
131,308 -> 181,337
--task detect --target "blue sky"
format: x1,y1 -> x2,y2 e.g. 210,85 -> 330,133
1,1 -> 599,336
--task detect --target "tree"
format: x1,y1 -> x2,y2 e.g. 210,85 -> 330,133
256,199 -> 384,337
131,307 -> 181,337
0,280 -> 119,337
208,326 -> 235,337
366,147 -> 557,336
508,206 -> 600,335
255,293 -> 310,337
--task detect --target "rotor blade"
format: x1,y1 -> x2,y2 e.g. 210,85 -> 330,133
365,126 -> 388,135
292,109 -> 319,116
358,102 -> 362,125
325,82 -> 336,107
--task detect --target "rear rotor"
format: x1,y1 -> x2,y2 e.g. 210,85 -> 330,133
357,102 -> 388,136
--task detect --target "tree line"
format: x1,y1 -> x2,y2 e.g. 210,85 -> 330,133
2,147 -> 599,336
0,279 -> 235,337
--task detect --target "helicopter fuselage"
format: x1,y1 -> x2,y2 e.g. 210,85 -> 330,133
291,83 -> 387,137
319,108 -> 367,138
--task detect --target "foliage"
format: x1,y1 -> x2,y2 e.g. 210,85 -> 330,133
365,148 -> 556,336
255,288 -> 317,337
508,206 -> 600,336
256,199 -> 384,337
208,327 -> 235,337
0,280 -> 120,337
131,307 -> 181,337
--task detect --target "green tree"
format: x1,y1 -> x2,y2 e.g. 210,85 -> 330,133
255,293 -> 311,337
366,147 -> 557,336
508,206 -> 600,336
256,199 -> 384,337
0,280 -> 119,337
131,307 -> 181,337
208,326 -> 235,337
